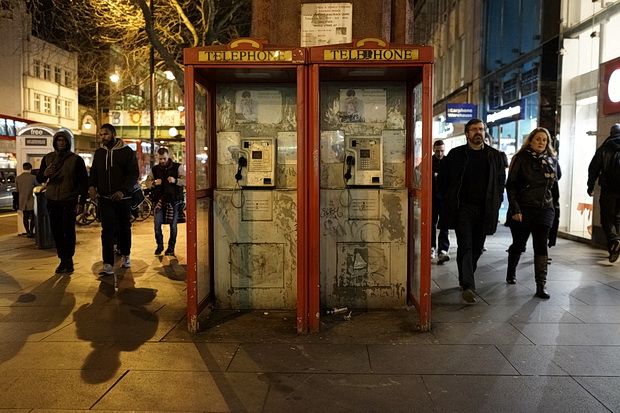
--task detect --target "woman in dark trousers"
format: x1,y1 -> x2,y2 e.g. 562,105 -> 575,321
505,127 -> 558,298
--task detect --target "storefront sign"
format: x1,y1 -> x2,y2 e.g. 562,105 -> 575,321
446,103 -> 477,123
323,49 -> 419,61
25,137 -> 48,146
198,50 -> 293,62
486,101 -> 523,124
603,56 -> 620,115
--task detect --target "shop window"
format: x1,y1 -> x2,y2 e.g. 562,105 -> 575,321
502,72 -> 518,104
521,67 -> 538,96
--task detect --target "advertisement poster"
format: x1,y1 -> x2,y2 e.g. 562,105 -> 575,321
301,3 -> 352,47
235,90 -> 282,124
338,88 -> 387,123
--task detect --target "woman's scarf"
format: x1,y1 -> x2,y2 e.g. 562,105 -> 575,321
525,148 -> 556,179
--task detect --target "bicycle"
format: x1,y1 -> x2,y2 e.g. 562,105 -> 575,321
76,198 -> 98,225
132,196 -> 153,222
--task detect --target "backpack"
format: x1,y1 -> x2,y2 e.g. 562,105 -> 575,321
605,150 -> 620,187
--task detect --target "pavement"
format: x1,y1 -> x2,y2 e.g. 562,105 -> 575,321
1,217 -> 620,412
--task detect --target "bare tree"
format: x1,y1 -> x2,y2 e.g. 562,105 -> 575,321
31,0 -> 251,95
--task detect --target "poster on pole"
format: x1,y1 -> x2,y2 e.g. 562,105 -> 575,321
301,3 -> 352,47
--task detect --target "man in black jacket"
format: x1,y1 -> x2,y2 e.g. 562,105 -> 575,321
432,140 -> 450,264
145,147 -> 186,256
37,129 -> 88,273
439,119 -> 506,303
88,124 -> 140,276
587,123 -> 620,263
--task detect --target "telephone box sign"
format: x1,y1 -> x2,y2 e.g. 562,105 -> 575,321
198,50 -> 294,63
324,48 -> 419,61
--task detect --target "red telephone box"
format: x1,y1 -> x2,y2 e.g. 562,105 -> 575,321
306,38 -> 433,332
183,39 -> 309,333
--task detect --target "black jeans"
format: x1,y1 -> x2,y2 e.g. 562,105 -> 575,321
99,197 -> 132,265
432,199 -> 450,252
22,209 -> 35,234
599,190 -> 620,250
508,206 -> 554,257
455,203 -> 486,291
47,199 -> 78,260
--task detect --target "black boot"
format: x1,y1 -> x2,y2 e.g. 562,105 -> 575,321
506,251 -> 521,284
534,255 -> 550,299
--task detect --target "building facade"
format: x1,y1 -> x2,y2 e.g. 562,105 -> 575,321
557,0 -> 620,245
0,0 -> 80,166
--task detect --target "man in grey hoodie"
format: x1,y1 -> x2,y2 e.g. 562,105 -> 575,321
37,129 -> 88,273
88,124 -> 139,276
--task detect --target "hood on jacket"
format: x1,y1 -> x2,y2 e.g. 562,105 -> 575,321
101,137 -> 126,151
604,136 -> 620,152
101,137 -> 128,169
52,129 -> 74,152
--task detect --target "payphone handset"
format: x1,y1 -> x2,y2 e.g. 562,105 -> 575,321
236,137 -> 277,187
343,136 -> 383,186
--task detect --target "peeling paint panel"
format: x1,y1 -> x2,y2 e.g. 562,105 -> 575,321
230,243 -> 284,288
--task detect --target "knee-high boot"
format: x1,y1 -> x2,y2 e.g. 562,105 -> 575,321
534,255 -> 550,299
506,251 -> 521,284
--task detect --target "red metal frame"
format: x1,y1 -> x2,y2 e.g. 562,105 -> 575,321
183,39 -> 309,332
307,38 -> 434,332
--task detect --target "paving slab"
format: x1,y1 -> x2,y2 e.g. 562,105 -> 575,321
423,375 -> 609,413
513,323 -> 620,345
574,377 -> 620,412
228,343 -> 372,373
368,344 -> 518,375
93,371 -> 269,413
262,373 -> 434,413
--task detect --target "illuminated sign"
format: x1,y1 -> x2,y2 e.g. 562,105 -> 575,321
323,49 -> 419,61
198,50 -> 293,62
603,56 -> 620,115
446,103 -> 477,124
486,102 -> 523,124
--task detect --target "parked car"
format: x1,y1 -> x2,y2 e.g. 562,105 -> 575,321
0,168 -> 17,210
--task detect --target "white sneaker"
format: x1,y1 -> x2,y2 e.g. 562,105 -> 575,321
99,263 -> 114,276
438,251 -> 450,264
430,248 -> 436,259
121,255 -> 131,268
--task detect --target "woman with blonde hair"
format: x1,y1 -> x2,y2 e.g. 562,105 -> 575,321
505,127 -> 558,298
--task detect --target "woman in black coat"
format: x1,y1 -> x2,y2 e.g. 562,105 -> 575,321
506,127 -> 558,298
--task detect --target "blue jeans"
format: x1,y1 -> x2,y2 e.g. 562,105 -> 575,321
154,202 -> 179,249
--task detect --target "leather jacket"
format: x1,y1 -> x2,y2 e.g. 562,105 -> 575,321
506,149 -> 557,215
